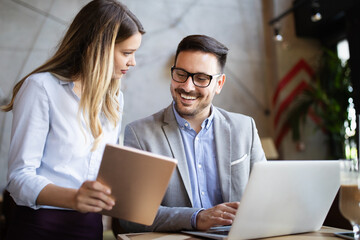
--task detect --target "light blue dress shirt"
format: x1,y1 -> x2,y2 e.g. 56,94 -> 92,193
173,104 -> 223,208
6,72 -> 123,209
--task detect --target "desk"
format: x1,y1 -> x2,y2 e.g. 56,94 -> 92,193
117,226 -> 348,240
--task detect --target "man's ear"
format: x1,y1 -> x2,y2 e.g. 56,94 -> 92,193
215,74 -> 226,94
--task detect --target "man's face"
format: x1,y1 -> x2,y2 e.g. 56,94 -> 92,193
170,50 -> 225,120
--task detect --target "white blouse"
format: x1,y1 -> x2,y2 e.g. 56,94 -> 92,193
7,72 -> 123,209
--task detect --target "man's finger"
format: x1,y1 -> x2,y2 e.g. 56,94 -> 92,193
224,201 -> 240,209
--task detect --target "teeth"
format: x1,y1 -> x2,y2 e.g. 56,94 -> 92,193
181,93 -> 196,100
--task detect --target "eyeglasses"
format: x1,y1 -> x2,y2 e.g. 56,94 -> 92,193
171,67 -> 222,88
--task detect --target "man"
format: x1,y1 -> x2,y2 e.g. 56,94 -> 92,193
116,35 -> 266,233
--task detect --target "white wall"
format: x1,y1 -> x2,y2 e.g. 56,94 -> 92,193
0,0 -> 271,193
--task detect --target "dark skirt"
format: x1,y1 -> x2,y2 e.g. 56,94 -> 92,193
5,205 -> 103,240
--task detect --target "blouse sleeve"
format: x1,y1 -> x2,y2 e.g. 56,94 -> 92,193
7,75 -> 52,209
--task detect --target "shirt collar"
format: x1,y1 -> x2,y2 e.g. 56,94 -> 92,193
51,72 -> 72,86
203,106 -> 214,130
172,101 -> 214,130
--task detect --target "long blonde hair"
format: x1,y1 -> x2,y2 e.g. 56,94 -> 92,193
1,0 -> 145,150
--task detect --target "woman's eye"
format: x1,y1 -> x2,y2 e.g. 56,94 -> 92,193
123,52 -> 132,56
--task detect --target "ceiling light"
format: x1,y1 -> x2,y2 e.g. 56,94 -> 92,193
273,28 -> 283,42
311,0 -> 322,22
311,12 -> 322,22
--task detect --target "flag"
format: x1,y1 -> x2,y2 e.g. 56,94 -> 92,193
272,58 -> 316,149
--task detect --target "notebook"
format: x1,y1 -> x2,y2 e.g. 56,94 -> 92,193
96,144 -> 177,226
182,160 -> 340,240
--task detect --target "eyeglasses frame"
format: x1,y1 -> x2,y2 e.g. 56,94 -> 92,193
171,66 -> 222,88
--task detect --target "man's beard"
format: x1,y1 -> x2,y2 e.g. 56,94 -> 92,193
172,88 -> 207,117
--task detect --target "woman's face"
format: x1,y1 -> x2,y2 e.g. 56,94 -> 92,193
113,32 -> 142,79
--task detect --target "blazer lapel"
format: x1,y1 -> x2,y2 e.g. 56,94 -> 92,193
162,105 -> 194,205
213,108 -> 231,202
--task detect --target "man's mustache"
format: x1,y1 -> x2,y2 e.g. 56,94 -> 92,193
175,88 -> 201,98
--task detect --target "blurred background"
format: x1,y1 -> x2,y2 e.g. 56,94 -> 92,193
0,0 -> 359,237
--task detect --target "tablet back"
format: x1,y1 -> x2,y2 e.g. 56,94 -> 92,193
97,144 -> 177,225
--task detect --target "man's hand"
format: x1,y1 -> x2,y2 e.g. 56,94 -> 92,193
196,202 -> 240,231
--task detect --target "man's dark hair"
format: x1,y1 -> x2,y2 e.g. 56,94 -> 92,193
174,35 -> 229,71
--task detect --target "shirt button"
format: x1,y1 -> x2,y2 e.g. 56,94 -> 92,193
198,164 -> 202,169
185,123 -> 189,127
196,137 -> 199,141
201,191 -> 205,196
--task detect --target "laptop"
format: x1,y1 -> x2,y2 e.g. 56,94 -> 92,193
182,160 -> 340,240
96,144 -> 177,226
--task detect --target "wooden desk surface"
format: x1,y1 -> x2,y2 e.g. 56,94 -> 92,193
117,226 -> 348,240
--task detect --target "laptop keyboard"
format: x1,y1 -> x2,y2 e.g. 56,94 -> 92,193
207,226 -> 231,235
209,230 -> 229,235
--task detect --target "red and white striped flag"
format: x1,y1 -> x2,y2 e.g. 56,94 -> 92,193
272,58 -> 317,149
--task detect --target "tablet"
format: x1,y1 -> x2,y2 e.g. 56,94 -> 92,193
96,144 -> 177,225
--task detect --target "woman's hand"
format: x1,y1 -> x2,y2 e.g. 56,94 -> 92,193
37,181 -> 115,213
73,180 -> 115,213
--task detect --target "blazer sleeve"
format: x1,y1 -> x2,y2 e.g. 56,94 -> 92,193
118,205 -> 197,232
123,123 -> 142,149
250,117 -> 267,168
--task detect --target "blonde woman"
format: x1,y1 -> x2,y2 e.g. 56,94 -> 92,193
1,0 -> 144,239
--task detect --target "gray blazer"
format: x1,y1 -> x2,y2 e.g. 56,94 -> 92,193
118,104 -> 266,232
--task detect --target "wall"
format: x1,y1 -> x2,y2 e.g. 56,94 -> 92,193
0,0 -> 271,192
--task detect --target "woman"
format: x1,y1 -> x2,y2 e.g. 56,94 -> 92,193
1,0 -> 145,239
